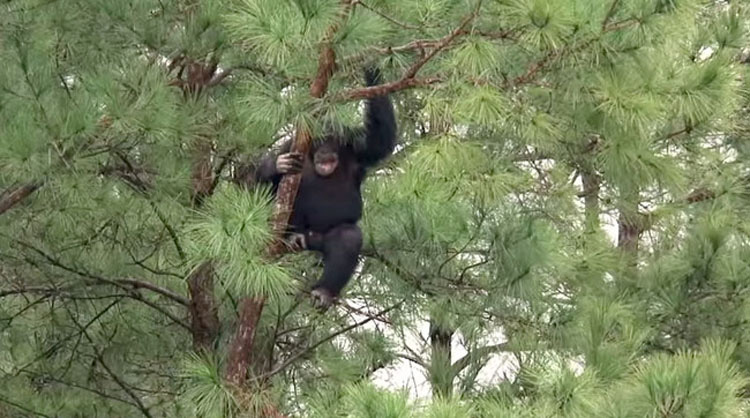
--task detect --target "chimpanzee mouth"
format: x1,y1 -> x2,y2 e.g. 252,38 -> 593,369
318,161 -> 336,173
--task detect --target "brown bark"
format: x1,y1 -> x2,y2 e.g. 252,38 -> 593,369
617,215 -> 640,254
188,262 -> 220,352
0,182 -> 41,216
188,138 -> 220,351
685,187 -> 715,203
617,192 -> 641,255
225,297 -> 266,384
338,76 -> 443,101
191,138 -> 215,206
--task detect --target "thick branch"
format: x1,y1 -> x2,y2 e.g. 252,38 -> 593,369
337,77 -> 443,101
188,262 -> 220,351
429,320 -> 454,398
187,134 -> 221,352
336,7 -> 482,101
190,137 -> 215,207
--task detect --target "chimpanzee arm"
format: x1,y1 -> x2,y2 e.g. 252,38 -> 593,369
353,68 -> 397,167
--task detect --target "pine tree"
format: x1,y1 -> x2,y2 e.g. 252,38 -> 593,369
2,0 -> 750,417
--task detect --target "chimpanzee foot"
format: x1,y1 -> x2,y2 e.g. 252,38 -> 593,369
283,233 -> 307,252
310,288 -> 337,311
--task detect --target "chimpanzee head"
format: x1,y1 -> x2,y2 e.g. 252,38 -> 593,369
312,141 -> 339,177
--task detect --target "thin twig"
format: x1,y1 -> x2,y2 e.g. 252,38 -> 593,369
11,238 -> 188,306
64,303 -> 154,418
262,299 -> 405,379
0,394 -> 52,418
354,0 -> 423,30
511,17 -> 639,87
602,0 -> 620,29
403,4 -> 481,80
16,300 -> 121,375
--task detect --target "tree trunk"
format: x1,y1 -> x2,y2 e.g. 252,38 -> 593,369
188,262 -> 220,352
618,189 -> 641,256
617,214 -> 640,254
225,298 -> 266,384
429,320 -> 454,398
188,138 -> 220,351
581,170 -> 601,234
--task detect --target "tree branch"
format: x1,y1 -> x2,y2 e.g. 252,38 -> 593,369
353,0 -> 423,30
337,4 -> 482,100
511,19 -> 638,86
337,76 -> 443,101
0,284 -> 189,329
344,26 -> 517,65
403,5 -> 480,80
11,238 -> 188,306
64,304 -> 154,418
451,342 -> 510,377
602,0 -> 620,29
0,394 -> 52,418
0,182 -> 42,215
17,299 -> 121,375
263,299 -> 405,379
116,278 -> 189,306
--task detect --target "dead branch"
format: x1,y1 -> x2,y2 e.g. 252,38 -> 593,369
0,182 -> 42,215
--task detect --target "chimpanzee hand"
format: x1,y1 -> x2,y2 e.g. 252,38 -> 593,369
284,232 -> 307,252
311,288 -> 337,311
363,66 -> 382,87
276,152 -> 303,174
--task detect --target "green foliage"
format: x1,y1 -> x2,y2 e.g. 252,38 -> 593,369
343,383 -> 412,418
422,397 -> 473,418
606,339 -> 747,417
181,354 -> 238,418
3,0 -> 750,416
185,185 -> 293,299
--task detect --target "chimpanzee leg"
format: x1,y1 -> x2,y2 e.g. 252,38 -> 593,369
312,223 -> 362,297
304,230 -> 326,252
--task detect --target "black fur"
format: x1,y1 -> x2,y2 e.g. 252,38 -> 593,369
254,68 -> 396,299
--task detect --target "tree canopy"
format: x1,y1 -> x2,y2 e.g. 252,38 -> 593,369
3,0 -> 750,417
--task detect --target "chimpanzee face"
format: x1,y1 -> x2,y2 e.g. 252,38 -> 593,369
313,143 -> 339,177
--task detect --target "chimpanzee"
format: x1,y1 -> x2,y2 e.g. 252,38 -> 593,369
252,67 -> 396,308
